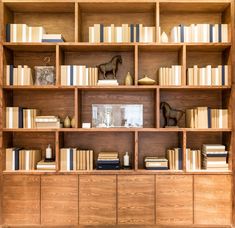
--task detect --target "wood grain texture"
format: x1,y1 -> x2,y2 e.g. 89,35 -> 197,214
118,175 -> 155,224
194,175 -> 232,225
3,175 -> 40,225
155,175 -> 193,225
41,175 -> 78,225
79,175 -> 116,225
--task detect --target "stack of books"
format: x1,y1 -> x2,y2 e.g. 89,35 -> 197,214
170,24 -> 228,43
187,65 -> 229,86
144,157 -> 168,170
202,144 -> 228,171
6,65 -> 33,86
186,149 -> 202,171
6,23 -> 64,42
6,148 -> 41,171
36,160 -> 56,171
89,24 -> 155,43
186,107 -> 228,129
167,148 -> 183,170
60,148 -> 93,171
35,116 -> 61,129
96,152 -> 120,170
97,80 -> 119,86
23,109 -> 39,128
158,65 -> 182,85
61,65 -> 98,86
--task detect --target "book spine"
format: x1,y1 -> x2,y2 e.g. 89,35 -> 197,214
70,65 -> 74,86
209,24 -> 213,42
222,65 -> 225,85
179,148 -> 182,170
70,148 -> 73,171
100,24 -> 104,43
180,25 -> 184,42
6,24 -> 11,42
218,24 -> 222,42
18,107 -> 24,128
10,65 -> 14,85
136,24 -> 139,42
208,107 -> 211,128
130,24 -> 134,43
14,149 -> 19,170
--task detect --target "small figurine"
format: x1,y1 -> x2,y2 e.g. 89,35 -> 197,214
125,72 -> 134,85
64,116 -> 71,128
97,55 -> 122,79
160,102 -> 184,127
161,32 -> 169,43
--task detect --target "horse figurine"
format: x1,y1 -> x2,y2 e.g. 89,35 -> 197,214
160,102 -> 184,127
97,55 -> 122,79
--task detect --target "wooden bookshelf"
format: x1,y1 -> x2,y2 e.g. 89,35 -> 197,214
0,0 -> 234,227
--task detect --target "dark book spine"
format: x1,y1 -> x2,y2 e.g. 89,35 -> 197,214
208,107 -> 211,128
70,65 -> 74,85
180,25 -> 184,42
97,160 -> 120,164
179,148 -> 182,170
222,65 -> 225,85
100,24 -> 104,43
145,167 -> 168,170
209,24 -> 213,42
14,148 -> 20,170
96,164 -> 120,170
18,107 -> 24,128
70,148 -> 73,171
42,39 -> 64,42
218,24 -> 222,42
207,154 -> 227,157
136,24 -> 139,42
10,65 -> 14,85
6,24 -> 11,42
130,24 -> 134,42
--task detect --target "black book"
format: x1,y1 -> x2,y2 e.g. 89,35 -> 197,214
100,24 -> 104,43
9,65 -> 14,85
14,148 -> 21,170
145,167 -> 168,170
6,24 -> 11,42
97,164 -> 120,170
18,107 -> 24,128
130,24 -> 134,42
70,65 -> 74,85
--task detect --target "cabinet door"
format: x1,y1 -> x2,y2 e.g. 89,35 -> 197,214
3,175 -> 40,225
156,175 -> 193,225
79,175 -> 116,225
194,175 -> 232,225
118,175 -> 155,224
41,175 -> 78,225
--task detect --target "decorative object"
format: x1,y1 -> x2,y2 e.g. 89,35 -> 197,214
82,123 -> 91,128
45,144 -> 54,162
123,151 -> 131,169
160,102 -> 184,127
34,57 -> 55,85
161,32 -> 169,43
125,72 -> 134,85
97,55 -> 122,79
138,75 -> 156,85
92,104 -> 143,128
71,117 -> 76,128
64,116 -> 71,128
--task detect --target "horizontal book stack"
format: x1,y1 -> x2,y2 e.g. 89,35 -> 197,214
187,65 -> 229,86
202,144 -> 228,171
6,148 -> 41,171
170,24 -> 228,43
166,148 -> 183,170
158,65 -> 182,85
60,148 -> 93,171
6,65 -> 33,86
144,157 -> 168,170
6,23 -> 64,42
36,160 -> 56,171
186,107 -> 228,128
61,65 -> 98,86
89,24 -> 155,43
96,152 -> 120,170
97,79 -> 119,86
35,116 -> 61,129
186,149 -> 202,171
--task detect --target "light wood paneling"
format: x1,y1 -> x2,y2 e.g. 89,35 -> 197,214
194,175 -> 232,225
41,175 -> 78,225
3,175 -> 40,225
79,175 -> 116,225
118,175 -> 155,224
155,175 -> 193,225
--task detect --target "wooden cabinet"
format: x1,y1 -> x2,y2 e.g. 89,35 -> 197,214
41,175 -> 78,225
118,175 -> 155,224
79,175 -> 116,225
3,175 -> 40,225
156,175 -> 193,225
194,175 -> 232,225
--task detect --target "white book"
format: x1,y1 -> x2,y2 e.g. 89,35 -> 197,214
111,24 -> 115,42
174,65 -> 181,85
73,66 -> 78,85
212,67 -> 219,86
115,26 -> 122,43
25,150 -> 30,171
122,24 -> 129,42
224,65 -> 228,85
94,24 -> 101,43
85,68 -> 89,85
8,107 -> 13,128
199,68 -> 206,85
42,34 -> 63,39
66,65 -> 72,86
212,24 -> 218,43
177,26 -> 181,43
184,26 -> 190,42
222,24 -> 228,42
77,65 -> 85,86
12,149 -> 15,170
218,109 -> 223,128
193,65 -> 198,85
89,27 -> 95,43
12,24 -> 17,42
206,65 -> 212,85
191,24 -> 199,43
22,24 -> 28,42
171,26 -> 178,43
66,149 -> 70,171
202,24 -> 209,43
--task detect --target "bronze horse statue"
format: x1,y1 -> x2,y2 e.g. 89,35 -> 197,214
160,102 -> 184,127
97,55 -> 122,79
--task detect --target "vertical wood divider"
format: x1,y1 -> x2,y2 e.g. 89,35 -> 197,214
134,44 -> 138,85
134,131 -> 138,170
56,45 -> 62,86
180,45 -> 186,86
156,1 -> 160,43
75,2 -> 81,42
156,88 -> 160,128
75,88 -> 79,128
183,130 -> 187,172
55,131 -> 60,171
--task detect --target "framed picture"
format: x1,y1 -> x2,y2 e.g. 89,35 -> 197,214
34,66 -> 55,85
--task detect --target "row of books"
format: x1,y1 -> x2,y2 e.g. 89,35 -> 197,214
187,65 -> 229,86
6,65 -> 33,86
170,24 -> 229,43
166,148 -> 183,170
158,66 -> 182,86
61,65 -> 98,86
186,107 -> 228,129
89,24 -> 155,43
6,148 -> 41,170
185,149 -> 201,170
6,24 -> 64,42
60,148 -> 93,171
97,152 -> 120,170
